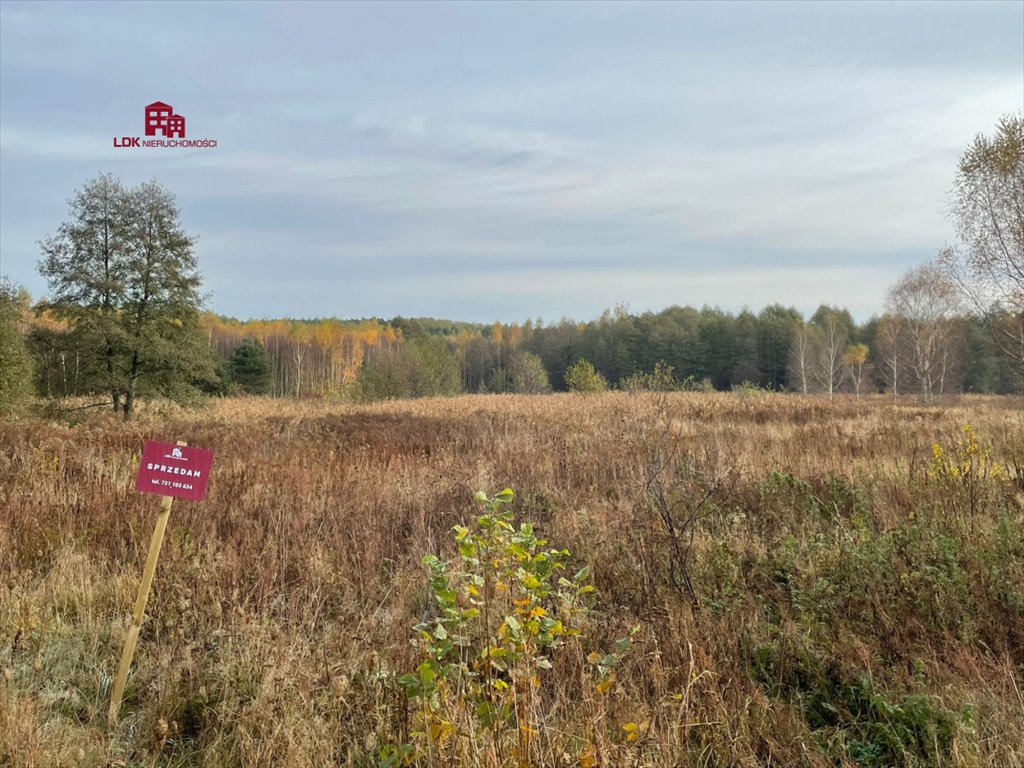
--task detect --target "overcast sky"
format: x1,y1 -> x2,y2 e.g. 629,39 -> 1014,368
1,1 -> 1021,323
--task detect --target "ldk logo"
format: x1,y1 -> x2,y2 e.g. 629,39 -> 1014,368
145,101 -> 186,137
113,101 -> 217,149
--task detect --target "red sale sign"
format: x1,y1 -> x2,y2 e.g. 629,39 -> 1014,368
135,440 -> 214,501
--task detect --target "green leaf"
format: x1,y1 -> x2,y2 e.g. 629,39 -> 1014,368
508,543 -> 528,559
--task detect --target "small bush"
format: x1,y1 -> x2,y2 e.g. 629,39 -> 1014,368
621,361 -> 678,393
564,358 -> 607,393
396,489 -> 596,762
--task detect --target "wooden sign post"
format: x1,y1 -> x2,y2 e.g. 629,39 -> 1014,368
109,439 -> 214,725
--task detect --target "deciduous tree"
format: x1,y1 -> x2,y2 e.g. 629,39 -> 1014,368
39,175 -> 215,418
39,173 -> 130,411
788,320 -> 812,394
874,314 -> 905,400
886,260 -> 961,401
508,350 -> 551,394
842,343 -> 869,399
942,114 -> 1024,387
810,307 -> 849,399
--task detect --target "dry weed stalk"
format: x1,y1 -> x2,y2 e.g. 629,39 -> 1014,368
641,394 -> 738,608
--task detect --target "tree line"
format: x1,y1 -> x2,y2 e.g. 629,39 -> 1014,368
0,114 -> 1020,415
4,284 -> 1019,408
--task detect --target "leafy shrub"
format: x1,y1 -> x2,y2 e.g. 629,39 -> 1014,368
677,374 -> 715,393
621,360 -> 677,392
732,379 -> 769,398
508,351 -> 551,394
396,489 -> 595,762
564,359 -> 607,393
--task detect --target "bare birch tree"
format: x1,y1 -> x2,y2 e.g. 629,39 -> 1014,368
886,261 -> 961,401
874,314 -> 905,400
788,320 -> 811,394
812,313 -> 847,399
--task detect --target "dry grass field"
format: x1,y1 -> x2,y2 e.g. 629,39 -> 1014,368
2,393 -> 1023,767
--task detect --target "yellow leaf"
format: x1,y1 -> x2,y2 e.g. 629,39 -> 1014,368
587,651 -> 603,664
623,720 -> 648,742
428,718 -> 453,741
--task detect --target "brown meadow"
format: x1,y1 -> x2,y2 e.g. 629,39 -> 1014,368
2,393 -> 1023,767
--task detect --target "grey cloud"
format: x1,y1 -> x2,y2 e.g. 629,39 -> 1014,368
1,0 -> 1021,321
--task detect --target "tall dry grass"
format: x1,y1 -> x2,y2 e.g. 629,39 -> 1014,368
1,393 -> 1022,767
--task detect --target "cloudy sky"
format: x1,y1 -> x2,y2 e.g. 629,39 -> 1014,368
1,1 -> 1021,323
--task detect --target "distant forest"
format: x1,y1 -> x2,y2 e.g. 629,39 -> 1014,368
207,301 -> 1022,398
18,299 -> 1017,401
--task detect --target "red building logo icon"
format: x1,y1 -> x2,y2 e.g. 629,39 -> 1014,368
145,101 -> 186,138
114,101 -> 215,149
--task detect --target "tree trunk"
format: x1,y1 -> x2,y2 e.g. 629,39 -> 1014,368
107,338 -> 120,412
123,350 -> 140,420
